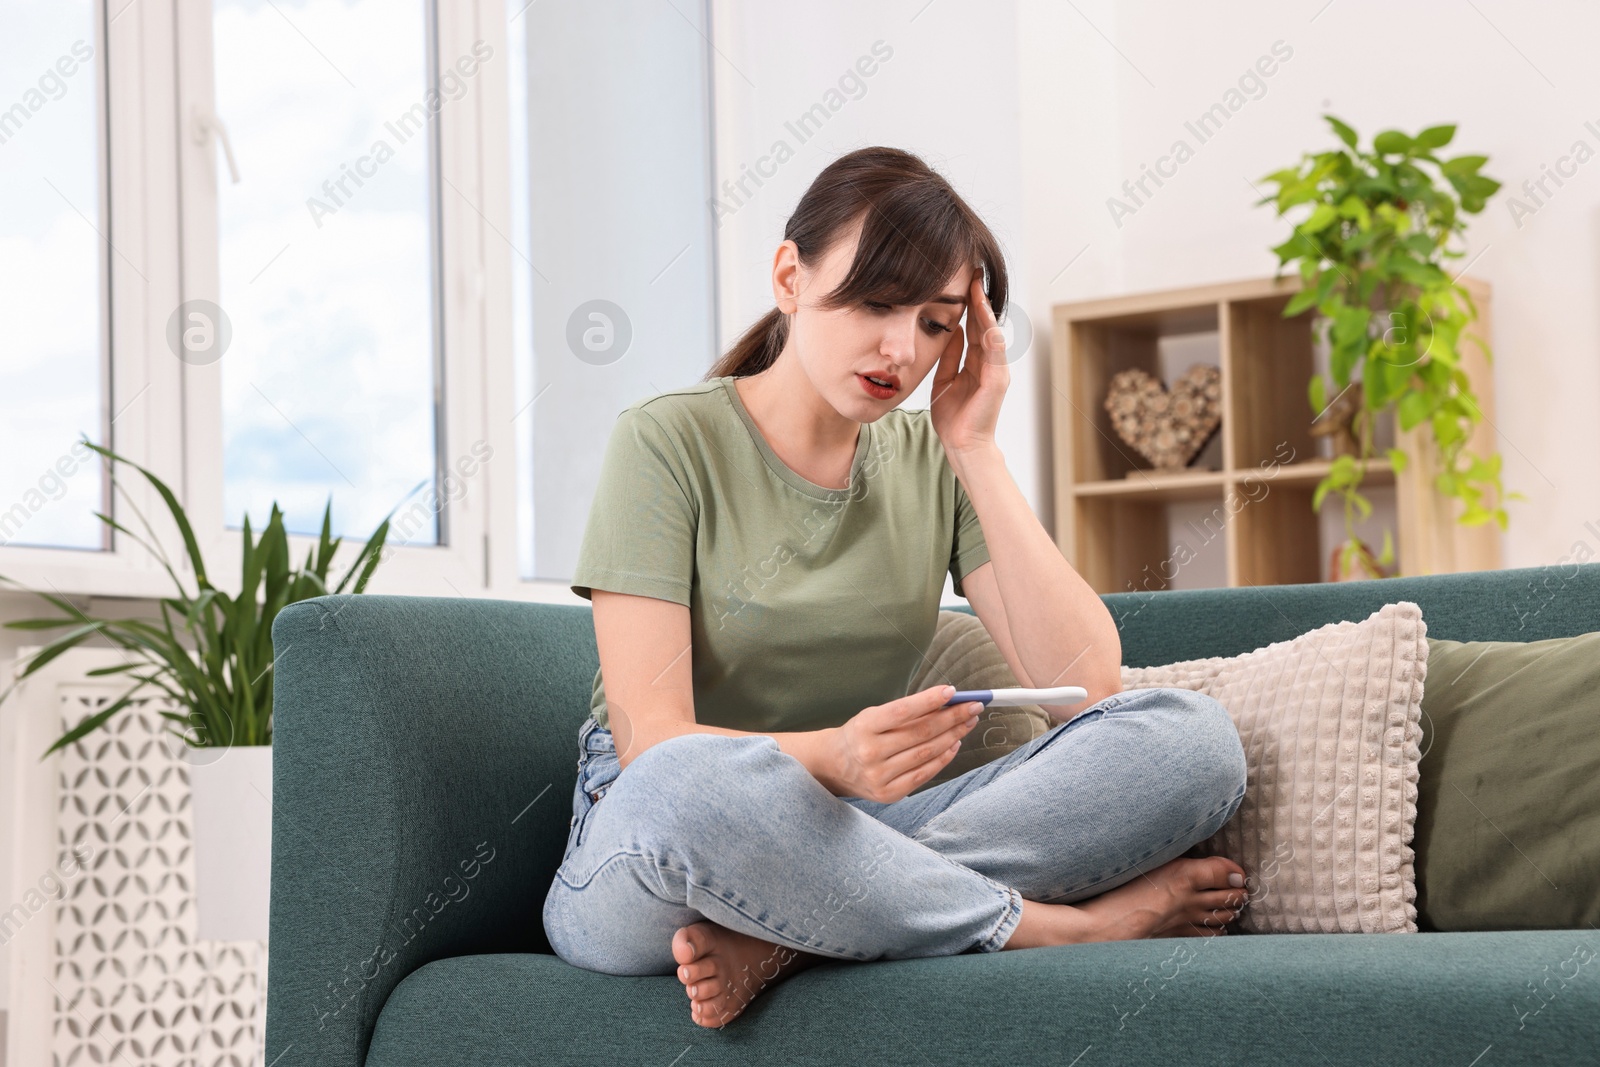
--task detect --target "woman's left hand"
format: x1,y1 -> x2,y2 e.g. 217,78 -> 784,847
930,270 -> 1009,463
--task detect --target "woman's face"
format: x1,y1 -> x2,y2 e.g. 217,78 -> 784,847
774,218 -> 973,421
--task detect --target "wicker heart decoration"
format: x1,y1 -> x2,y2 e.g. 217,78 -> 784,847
1103,363 -> 1223,472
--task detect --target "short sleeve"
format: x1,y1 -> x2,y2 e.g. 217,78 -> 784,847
570,407 -> 697,606
949,473 -> 990,598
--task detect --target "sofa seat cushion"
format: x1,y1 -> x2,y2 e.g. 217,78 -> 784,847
365,931 -> 1599,1066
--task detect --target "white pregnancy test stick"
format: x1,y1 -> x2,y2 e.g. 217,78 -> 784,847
943,686 -> 1089,708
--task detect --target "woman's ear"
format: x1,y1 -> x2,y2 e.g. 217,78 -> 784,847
771,239 -> 802,314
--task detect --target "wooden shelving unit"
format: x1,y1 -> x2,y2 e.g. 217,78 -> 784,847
1050,274 -> 1501,594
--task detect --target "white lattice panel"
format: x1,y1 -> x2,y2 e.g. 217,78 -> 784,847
49,686 -> 266,1067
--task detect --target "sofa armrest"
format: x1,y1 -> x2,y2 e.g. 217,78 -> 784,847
264,594 -> 597,1067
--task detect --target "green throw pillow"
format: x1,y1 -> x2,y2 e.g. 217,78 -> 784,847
1415,632 -> 1600,930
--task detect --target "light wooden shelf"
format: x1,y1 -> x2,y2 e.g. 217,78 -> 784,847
1072,469 -> 1229,501
1252,457 -> 1397,490
1049,274 -> 1501,594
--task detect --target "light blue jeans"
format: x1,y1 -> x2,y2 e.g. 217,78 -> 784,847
542,687 -> 1247,974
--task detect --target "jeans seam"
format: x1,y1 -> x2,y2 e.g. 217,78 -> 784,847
566,759 -> 620,855
975,883 -> 1025,953
554,847 -> 873,961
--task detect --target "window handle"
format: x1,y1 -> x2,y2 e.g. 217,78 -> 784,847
191,107 -> 241,184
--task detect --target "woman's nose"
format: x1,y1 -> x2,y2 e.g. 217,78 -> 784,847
882,315 -> 917,363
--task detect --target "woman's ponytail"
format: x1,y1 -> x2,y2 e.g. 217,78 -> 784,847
705,306 -> 787,380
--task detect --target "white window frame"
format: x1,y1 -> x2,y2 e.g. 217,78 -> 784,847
0,0 -> 625,607
0,0 -> 184,601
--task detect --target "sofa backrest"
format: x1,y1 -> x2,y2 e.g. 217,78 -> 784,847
947,562 -> 1600,665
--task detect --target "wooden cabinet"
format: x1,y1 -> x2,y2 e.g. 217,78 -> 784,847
1049,274 -> 1500,594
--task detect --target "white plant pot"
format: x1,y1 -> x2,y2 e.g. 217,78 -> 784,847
187,743 -> 273,941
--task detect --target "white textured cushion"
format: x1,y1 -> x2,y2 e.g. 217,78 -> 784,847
1121,601 -> 1429,934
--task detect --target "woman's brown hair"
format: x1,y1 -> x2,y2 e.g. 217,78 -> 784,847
704,146 -> 1009,381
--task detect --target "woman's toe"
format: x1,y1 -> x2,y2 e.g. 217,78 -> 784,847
678,959 -> 714,985
672,923 -> 712,964
1191,856 -> 1244,890
702,975 -> 730,1000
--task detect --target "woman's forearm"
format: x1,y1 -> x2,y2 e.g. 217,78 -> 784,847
948,443 -> 1122,699
614,712 -> 843,791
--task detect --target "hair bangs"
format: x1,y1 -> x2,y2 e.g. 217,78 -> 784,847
823,194 -> 978,312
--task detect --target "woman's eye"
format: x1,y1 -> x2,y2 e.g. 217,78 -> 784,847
862,301 -> 948,334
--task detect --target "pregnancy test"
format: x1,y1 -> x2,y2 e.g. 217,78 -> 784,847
943,686 -> 1088,708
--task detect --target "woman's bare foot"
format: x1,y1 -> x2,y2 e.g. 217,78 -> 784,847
671,920 -> 828,1028
1002,856 -> 1249,950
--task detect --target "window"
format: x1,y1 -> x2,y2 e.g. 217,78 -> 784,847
0,0 -> 107,551
212,0 -> 443,544
2,0 -> 714,602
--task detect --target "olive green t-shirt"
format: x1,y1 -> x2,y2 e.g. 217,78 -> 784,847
570,375 -> 991,735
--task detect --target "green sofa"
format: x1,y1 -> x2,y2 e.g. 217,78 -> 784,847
265,562 -> 1600,1066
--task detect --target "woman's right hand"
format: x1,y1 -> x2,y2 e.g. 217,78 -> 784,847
828,685 -> 983,803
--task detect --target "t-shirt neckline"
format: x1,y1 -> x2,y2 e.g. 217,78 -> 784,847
720,375 -> 872,501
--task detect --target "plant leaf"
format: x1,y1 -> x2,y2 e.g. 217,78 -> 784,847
1440,154 -> 1488,176
1284,284 -> 1321,317
1373,130 -> 1413,154
80,440 -> 211,588
1414,124 -> 1456,149
1325,114 -> 1359,149
15,622 -> 108,678
41,686 -> 145,759
1299,202 -> 1338,235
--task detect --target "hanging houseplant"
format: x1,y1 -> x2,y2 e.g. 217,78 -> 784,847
1256,114 -> 1525,579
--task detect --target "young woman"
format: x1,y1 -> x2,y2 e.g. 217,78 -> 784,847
544,146 -> 1249,1029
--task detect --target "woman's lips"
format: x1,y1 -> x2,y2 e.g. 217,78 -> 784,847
858,373 -> 898,399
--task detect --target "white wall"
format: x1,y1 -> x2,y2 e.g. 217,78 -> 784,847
1009,0 -> 1600,570
708,0 -> 1040,544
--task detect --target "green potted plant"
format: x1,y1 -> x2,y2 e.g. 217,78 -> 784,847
1256,114 -> 1524,580
0,439 -> 396,939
